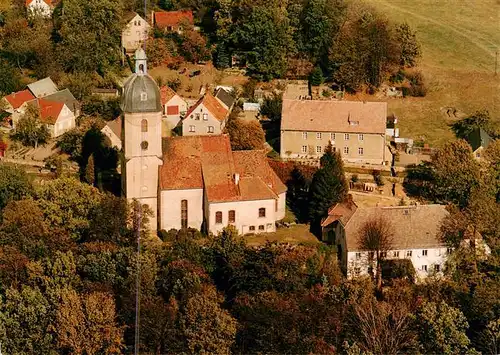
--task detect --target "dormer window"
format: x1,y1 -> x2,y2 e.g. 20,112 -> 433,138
140,92 -> 147,101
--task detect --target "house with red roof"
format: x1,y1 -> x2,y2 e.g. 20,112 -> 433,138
26,0 -> 54,17
2,90 -> 35,113
159,135 -> 287,234
152,10 -> 194,33
160,85 -> 187,130
13,98 -> 76,138
182,92 -> 229,136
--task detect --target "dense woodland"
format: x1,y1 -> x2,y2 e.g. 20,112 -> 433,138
0,136 -> 497,354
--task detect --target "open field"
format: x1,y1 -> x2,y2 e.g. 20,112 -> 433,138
360,0 -> 500,146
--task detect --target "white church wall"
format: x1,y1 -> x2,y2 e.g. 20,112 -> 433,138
159,189 -> 204,231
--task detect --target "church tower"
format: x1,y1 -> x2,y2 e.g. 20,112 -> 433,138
121,48 -> 163,229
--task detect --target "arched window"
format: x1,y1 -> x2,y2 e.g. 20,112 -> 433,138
258,208 -> 266,218
228,210 -> 235,223
141,141 -> 148,150
215,211 -> 222,224
138,64 -> 144,73
181,200 -> 188,229
141,119 -> 148,132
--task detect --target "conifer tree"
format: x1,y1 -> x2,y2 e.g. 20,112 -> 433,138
85,154 -> 95,185
308,142 -> 348,235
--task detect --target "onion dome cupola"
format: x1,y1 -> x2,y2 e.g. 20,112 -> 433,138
121,48 -> 162,113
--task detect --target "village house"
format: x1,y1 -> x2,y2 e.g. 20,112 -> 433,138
121,13 -> 150,53
19,98 -> 76,138
152,10 -> 194,33
160,85 -> 187,130
280,99 -> 389,165
182,92 -> 228,136
121,48 -> 286,232
26,0 -> 54,17
466,127 -> 494,160
101,117 -> 122,150
27,77 -> 58,98
214,87 -> 236,111
43,88 -> 80,117
321,201 -> 451,280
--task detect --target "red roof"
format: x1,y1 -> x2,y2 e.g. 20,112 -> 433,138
154,10 -> 194,29
185,92 -> 228,122
27,98 -> 64,124
160,85 -> 178,105
3,90 -> 35,109
26,0 -> 53,7
160,135 -> 287,203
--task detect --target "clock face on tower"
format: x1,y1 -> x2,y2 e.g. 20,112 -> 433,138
141,141 -> 149,150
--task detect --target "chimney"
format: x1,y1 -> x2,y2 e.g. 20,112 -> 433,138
234,173 -> 240,185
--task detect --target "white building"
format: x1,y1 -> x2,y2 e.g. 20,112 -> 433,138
26,0 -> 53,17
101,117 -> 122,150
322,202 -> 451,281
121,49 -> 287,233
182,92 -> 228,136
122,13 -> 150,53
160,85 -> 187,130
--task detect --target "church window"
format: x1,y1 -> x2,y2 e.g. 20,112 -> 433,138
181,200 -> 188,229
141,141 -> 148,150
215,211 -> 222,224
141,119 -> 148,132
258,208 -> 266,218
140,91 -> 147,100
228,210 -> 235,223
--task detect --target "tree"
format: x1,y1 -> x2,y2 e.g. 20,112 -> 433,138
394,22 -> 421,67
0,59 -> 22,96
145,37 -> 172,67
0,286 -> 54,354
452,110 -> 494,140
414,301 -> 474,355
259,92 -> 283,121
54,0 -> 123,73
54,289 -> 123,354
0,164 -> 33,210
356,216 -> 394,292
224,110 -> 265,150
308,143 -> 348,234
85,154 -> 96,185
179,23 -> 211,63
35,178 -> 102,241
12,103 -> 50,148
484,139 -> 500,201
309,66 -> 324,86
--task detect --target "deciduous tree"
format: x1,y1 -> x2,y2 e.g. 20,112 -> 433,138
224,110 -> 265,150
0,164 -> 33,210
12,103 -> 50,148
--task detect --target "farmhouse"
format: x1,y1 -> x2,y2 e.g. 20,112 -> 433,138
321,202 -> 451,280
122,13 -> 150,53
152,10 -> 194,33
121,48 -> 286,232
280,99 -> 389,165
182,92 -> 228,136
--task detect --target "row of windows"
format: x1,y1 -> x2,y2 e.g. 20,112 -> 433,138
302,132 -> 364,141
249,224 -> 273,232
215,208 -> 266,224
189,125 -> 214,133
355,248 -> 453,260
191,113 -> 209,120
301,146 -> 364,155
353,264 -> 440,275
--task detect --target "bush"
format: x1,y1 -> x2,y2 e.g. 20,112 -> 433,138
81,97 -> 121,121
406,71 -> 427,97
351,174 -> 359,183
389,69 -> 405,84
372,170 -> 384,186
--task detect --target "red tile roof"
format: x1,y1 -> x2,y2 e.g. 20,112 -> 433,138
160,136 -> 287,203
185,92 -> 228,122
26,98 -> 64,125
160,85 -> 178,105
26,0 -> 53,7
154,10 -> 194,29
321,200 -> 358,227
3,90 -> 35,109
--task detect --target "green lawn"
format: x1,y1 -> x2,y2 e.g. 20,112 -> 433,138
244,224 -> 320,247
361,0 -> 500,146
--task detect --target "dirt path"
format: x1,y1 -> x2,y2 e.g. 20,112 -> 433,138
371,0 -> 497,58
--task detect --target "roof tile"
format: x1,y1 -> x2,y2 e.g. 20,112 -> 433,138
3,90 -> 35,110
154,10 -> 194,29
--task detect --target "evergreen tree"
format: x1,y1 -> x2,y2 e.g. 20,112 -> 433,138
215,44 -> 231,69
85,154 -> 95,185
308,142 -> 348,235
309,66 -> 324,86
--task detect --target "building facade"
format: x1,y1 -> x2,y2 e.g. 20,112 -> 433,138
280,99 -> 388,165
322,202 -> 451,281
122,13 -> 150,53
160,85 -> 188,130
121,49 -> 287,233
182,93 -> 228,136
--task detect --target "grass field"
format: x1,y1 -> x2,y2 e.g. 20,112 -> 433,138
361,0 -> 500,146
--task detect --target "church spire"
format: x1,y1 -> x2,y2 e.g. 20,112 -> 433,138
134,48 -> 147,74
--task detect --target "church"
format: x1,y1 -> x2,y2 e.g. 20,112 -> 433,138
121,49 -> 287,234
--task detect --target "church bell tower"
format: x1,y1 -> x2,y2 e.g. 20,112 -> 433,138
121,48 -> 163,229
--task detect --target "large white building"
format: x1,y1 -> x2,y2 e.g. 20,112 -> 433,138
121,49 -> 287,233
322,202 -> 452,280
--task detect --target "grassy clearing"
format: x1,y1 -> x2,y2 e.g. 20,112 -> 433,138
359,0 -> 500,146
244,224 -> 319,247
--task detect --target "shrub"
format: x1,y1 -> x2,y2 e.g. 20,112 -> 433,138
351,174 -> 359,183
372,170 -> 384,186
